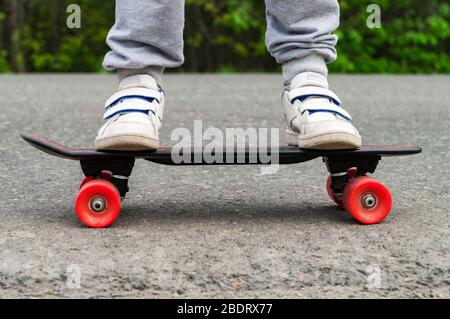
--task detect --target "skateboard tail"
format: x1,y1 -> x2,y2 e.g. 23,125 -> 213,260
22,133 -> 78,160
21,133 -> 145,161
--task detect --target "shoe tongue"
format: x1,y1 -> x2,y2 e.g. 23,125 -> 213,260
119,74 -> 158,91
290,72 -> 329,89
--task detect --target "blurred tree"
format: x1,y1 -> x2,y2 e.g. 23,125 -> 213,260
0,0 -> 448,73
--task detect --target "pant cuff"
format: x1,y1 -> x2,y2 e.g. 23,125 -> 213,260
282,55 -> 328,85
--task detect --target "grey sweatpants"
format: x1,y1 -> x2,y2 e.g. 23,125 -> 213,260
103,0 -> 339,84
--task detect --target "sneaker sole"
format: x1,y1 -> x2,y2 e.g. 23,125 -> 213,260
287,131 -> 361,150
95,135 -> 159,151
299,132 -> 361,149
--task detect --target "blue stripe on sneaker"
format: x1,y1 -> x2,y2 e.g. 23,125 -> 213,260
108,95 -> 158,108
293,94 -> 341,106
104,109 -> 156,120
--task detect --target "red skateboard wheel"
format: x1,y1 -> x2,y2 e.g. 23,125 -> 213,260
75,179 -> 121,228
80,171 -> 112,189
342,176 -> 392,224
79,176 -> 94,189
326,167 -> 359,208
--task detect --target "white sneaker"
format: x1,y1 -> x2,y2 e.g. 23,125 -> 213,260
282,72 -> 361,149
95,74 -> 165,151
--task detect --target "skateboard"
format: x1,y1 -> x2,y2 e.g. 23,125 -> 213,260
22,134 -> 421,228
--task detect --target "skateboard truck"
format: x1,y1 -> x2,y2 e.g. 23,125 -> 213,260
80,158 -> 135,198
323,155 -> 380,200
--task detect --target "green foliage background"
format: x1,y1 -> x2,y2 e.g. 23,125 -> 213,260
0,0 -> 449,73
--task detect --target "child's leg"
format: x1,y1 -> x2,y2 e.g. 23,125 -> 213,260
97,0 -> 184,151
103,0 -> 185,84
265,0 -> 338,84
265,0 -> 361,149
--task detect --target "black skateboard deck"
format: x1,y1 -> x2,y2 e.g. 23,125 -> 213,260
21,133 -> 421,227
21,134 -> 421,165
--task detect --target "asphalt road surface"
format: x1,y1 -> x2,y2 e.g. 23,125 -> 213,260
0,74 -> 449,298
